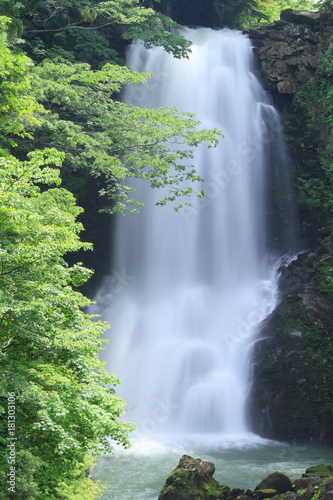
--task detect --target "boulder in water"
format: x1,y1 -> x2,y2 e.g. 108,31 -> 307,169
158,454 -> 230,500
255,472 -> 293,494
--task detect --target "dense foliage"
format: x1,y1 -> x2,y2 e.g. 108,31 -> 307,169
241,0 -> 315,28
294,41 -> 333,296
21,59 -> 221,213
0,18 -> 136,497
0,18 -> 42,148
0,149 -> 134,499
0,0 -> 192,65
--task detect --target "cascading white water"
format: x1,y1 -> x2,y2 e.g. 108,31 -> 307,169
96,28 -> 289,443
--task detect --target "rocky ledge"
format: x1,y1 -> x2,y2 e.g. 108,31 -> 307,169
247,9 -> 333,96
158,456 -> 333,500
249,250 -> 333,443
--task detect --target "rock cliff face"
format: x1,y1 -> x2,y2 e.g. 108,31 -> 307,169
248,9 -> 333,98
248,251 -> 333,443
247,8 -> 332,193
247,11 -> 333,444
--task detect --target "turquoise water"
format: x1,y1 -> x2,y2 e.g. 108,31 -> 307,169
92,436 -> 333,499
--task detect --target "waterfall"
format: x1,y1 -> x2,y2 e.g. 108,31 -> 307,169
96,28 -> 292,444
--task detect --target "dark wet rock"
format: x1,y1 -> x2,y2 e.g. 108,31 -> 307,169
294,476 -> 323,489
229,488 -> 245,499
248,10 -> 333,96
256,489 -> 279,499
248,251 -> 333,442
296,476 -> 333,500
244,489 -> 259,499
272,494 -> 302,500
235,491 -> 260,500
280,9 -> 323,25
255,472 -> 293,494
294,476 -> 323,500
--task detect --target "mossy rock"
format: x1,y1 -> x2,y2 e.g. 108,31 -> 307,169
303,476 -> 333,500
158,455 -> 230,500
256,488 -> 279,498
256,472 -> 293,494
294,476 -> 323,493
202,478 -> 230,499
303,465 -> 333,478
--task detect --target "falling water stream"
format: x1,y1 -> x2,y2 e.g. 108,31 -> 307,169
91,28 -> 331,499
99,27 -> 283,439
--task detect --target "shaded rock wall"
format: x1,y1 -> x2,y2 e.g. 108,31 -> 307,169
247,10 -> 333,443
248,9 -> 332,216
248,10 -> 333,100
248,252 -> 333,443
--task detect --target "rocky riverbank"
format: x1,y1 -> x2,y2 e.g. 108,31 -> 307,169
158,455 -> 333,500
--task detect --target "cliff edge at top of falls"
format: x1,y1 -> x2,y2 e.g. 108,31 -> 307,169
247,8 -> 333,97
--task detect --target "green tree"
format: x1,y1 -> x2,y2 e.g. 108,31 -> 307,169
258,0 -> 317,25
236,0 -> 318,28
0,0 -> 192,65
0,17 -> 43,149
19,59 -> 223,214
0,20 -> 134,497
0,149 -> 133,499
